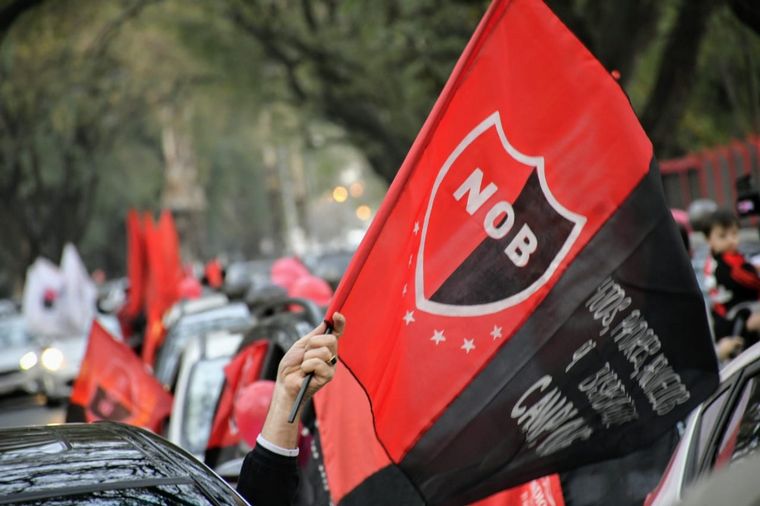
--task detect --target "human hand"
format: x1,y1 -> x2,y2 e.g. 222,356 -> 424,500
716,336 -> 744,361
746,311 -> 760,332
277,312 -> 344,400
260,312 -> 344,448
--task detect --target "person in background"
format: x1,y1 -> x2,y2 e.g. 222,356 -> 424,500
703,209 -> 760,350
236,312 -> 344,506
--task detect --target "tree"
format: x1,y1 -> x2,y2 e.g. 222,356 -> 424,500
226,0 -> 760,180
0,1 -> 163,291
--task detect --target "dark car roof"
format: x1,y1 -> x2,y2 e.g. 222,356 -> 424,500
0,422 -> 246,505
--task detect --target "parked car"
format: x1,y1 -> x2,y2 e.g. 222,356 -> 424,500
36,314 -> 123,404
0,315 -> 40,396
166,329 -> 245,460
0,299 -> 18,318
646,340 -> 760,505
223,259 -> 275,299
163,293 -> 230,331
677,449 -> 760,506
304,249 -> 354,290
0,422 -> 246,504
206,298 -> 322,481
154,302 -> 252,389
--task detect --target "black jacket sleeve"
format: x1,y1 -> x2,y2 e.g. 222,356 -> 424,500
236,444 -> 299,506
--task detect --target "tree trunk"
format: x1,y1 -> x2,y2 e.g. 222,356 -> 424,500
641,0 -> 722,157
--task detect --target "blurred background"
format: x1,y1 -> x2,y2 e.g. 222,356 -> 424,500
0,0 -> 757,296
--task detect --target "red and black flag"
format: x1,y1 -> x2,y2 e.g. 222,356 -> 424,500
204,340 -> 270,469
315,0 -> 719,504
66,321 -> 172,433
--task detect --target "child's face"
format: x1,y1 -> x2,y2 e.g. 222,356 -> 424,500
708,224 -> 740,254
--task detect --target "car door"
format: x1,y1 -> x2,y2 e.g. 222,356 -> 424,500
700,360 -> 760,474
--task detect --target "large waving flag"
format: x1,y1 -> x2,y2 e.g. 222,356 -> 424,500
315,0 -> 719,504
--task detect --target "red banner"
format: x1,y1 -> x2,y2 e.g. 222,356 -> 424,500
118,210 -> 147,337
317,0 -> 717,503
204,341 -> 269,468
67,321 -> 172,432
142,211 -> 183,366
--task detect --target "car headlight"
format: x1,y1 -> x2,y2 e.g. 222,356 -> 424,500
41,348 -> 64,371
19,351 -> 38,371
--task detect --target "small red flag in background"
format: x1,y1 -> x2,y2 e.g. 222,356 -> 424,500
142,211 -> 184,366
67,321 -> 172,432
118,210 -> 147,337
204,341 -> 269,469
316,0 -> 717,504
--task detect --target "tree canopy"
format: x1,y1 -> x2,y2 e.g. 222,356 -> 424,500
0,0 -> 757,294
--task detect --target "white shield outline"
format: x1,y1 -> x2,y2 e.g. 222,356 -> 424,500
415,111 -> 586,317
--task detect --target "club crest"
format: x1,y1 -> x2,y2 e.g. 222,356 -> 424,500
415,112 -> 585,317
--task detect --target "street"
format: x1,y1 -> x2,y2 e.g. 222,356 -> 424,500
0,392 -> 65,428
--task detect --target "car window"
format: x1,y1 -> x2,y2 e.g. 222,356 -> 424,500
13,483 -> 216,505
712,375 -> 760,470
695,388 -> 731,466
182,358 -> 228,455
0,319 -> 29,347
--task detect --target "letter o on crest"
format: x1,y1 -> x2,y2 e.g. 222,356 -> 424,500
484,201 -> 515,239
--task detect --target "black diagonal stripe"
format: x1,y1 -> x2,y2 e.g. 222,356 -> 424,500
340,464 -> 425,506
88,386 -> 132,421
430,170 -> 576,305
398,159 -> 718,506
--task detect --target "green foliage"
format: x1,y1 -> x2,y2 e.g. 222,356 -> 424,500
0,0 -> 757,296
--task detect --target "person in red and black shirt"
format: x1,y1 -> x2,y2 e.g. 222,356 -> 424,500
704,209 -> 760,347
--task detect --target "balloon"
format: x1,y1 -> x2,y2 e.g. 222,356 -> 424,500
289,275 -> 333,307
271,257 -> 309,291
233,380 -> 276,447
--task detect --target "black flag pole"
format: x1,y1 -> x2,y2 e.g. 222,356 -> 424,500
288,321 -> 333,424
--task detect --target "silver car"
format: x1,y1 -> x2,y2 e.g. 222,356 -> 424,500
154,302 -> 252,389
166,329 -> 245,460
0,316 -> 40,396
646,340 -> 760,505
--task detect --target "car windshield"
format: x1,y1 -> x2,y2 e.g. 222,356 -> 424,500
0,318 -> 30,348
182,358 -> 228,455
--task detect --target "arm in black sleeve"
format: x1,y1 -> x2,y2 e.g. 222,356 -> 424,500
236,444 -> 299,506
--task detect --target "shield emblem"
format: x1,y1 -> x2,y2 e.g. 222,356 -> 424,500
415,112 -> 585,317
88,386 -> 132,421
86,363 -> 134,422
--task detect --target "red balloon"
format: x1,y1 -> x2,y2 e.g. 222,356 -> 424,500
178,275 -> 202,299
233,380 -> 276,447
271,257 -> 309,290
289,275 -> 333,307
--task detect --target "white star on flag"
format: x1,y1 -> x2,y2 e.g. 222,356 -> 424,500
413,221 -> 420,235
490,325 -> 503,340
431,330 -> 446,345
402,284 -> 408,295
461,338 -> 475,354
403,310 -> 415,325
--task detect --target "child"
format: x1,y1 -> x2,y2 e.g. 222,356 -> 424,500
704,209 -> 760,347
